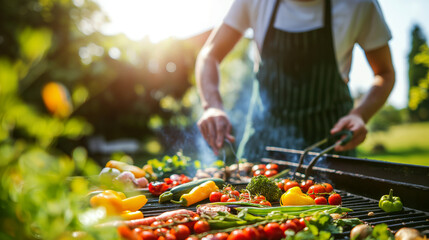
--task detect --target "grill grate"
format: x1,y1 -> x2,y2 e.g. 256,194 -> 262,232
140,186 -> 429,239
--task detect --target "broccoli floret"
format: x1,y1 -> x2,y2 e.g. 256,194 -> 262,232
246,175 -> 282,202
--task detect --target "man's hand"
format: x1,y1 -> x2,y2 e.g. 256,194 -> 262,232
197,108 -> 235,155
330,114 -> 368,151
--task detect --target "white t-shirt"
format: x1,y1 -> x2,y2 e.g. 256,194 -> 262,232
223,0 -> 392,82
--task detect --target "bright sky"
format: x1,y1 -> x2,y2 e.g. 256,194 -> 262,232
96,0 -> 429,109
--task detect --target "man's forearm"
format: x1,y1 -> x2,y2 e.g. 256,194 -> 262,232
196,54 -> 224,110
350,71 -> 395,123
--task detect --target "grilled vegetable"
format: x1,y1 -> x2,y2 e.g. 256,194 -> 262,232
350,224 -> 373,240
246,175 -> 282,202
235,205 -> 351,217
159,178 -> 225,203
395,227 -> 423,240
379,189 -> 403,213
281,186 -> 315,206
171,181 -> 219,206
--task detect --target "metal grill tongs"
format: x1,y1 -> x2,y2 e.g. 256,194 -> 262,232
222,139 -> 241,181
291,130 -> 353,181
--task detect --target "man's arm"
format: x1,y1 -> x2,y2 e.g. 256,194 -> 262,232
331,44 -> 395,151
196,24 -> 242,155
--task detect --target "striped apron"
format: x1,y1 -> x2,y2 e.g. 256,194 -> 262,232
237,0 -> 355,161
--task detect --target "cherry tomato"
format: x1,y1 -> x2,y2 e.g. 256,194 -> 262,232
276,181 -> 284,190
185,237 -> 199,240
284,181 -> 299,192
141,230 -> 158,240
149,182 -> 169,196
227,229 -> 250,240
209,191 -> 222,202
254,169 -> 265,177
227,198 -> 237,202
280,220 -> 298,233
180,175 -> 191,184
266,163 -> 279,171
154,228 -> 169,236
254,195 -> 266,201
231,190 -> 240,197
328,193 -> 342,205
299,180 -> 314,193
240,192 -> 250,198
291,219 -> 304,232
257,225 -> 267,240
224,186 -> 232,192
307,184 -> 326,198
252,164 -> 266,172
322,183 -> 334,193
151,220 -> 164,228
243,227 -> 260,240
170,225 -> 190,240
117,225 -> 133,239
165,233 -> 177,240
221,194 -> 230,202
264,170 -> 278,177
314,197 -> 327,205
215,232 -> 229,240
194,220 -> 210,234
260,200 -> 272,206
264,223 -> 283,240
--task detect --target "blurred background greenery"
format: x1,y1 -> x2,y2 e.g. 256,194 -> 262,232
0,0 -> 428,238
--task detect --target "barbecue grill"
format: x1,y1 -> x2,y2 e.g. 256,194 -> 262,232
140,146 -> 429,239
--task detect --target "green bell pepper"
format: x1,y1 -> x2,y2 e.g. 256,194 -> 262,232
379,189 -> 403,213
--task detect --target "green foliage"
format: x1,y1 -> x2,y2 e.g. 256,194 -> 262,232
408,25 -> 429,121
367,105 -> 407,132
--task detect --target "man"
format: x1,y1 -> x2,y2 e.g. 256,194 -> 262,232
196,0 -> 395,160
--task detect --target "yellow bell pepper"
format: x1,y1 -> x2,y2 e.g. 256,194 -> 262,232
121,195 -> 148,212
90,190 -> 147,216
90,190 -> 124,215
281,186 -> 315,206
121,210 -> 144,220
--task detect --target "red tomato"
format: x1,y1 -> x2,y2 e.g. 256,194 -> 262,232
215,233 -> 229,240
180,175 -> 191,183
257,225 -> 267,240
194,220 -> 210,234
252,164 -> 266,172
243,227 -> 260,240
264,223 -> 283,240
209,191 -> 222,202
291,218 -> 306,232
117,225 -> 133,239
224,186 -> 232,192
165,233 -> 177,240
314,197 -> 327,205
151,220 -> 164,228
227,230 -> 250,240
299,180 -> 314,193
170,225 -> 190,240
254,169 -> 265,177
266,163 -> 279,171
322,183 -> 334,193
260,200 -> 272,206
227,198 -> 237,202
276,181 -> 284,190
284,181 -> 299,192
221,194 -> 230,202
240,192 -> 250,199
149,182 -> 169,196
264,170 -> 278,177
154,228 -> 169,236
231,190 -> 240,197
328,193 -> 342,205
141,230 -> 158,240
185,237 -> 199,240
254,195 -> 266,201
281,220 -> 298,233
307,184 -> 326,198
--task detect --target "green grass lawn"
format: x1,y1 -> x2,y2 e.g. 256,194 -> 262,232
357,122 -> 429,166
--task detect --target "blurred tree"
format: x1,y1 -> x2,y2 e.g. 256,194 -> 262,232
408,24 -> 429,121
367,105 -> 407,132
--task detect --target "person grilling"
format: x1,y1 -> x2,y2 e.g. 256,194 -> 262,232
196,0 -> 395,160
